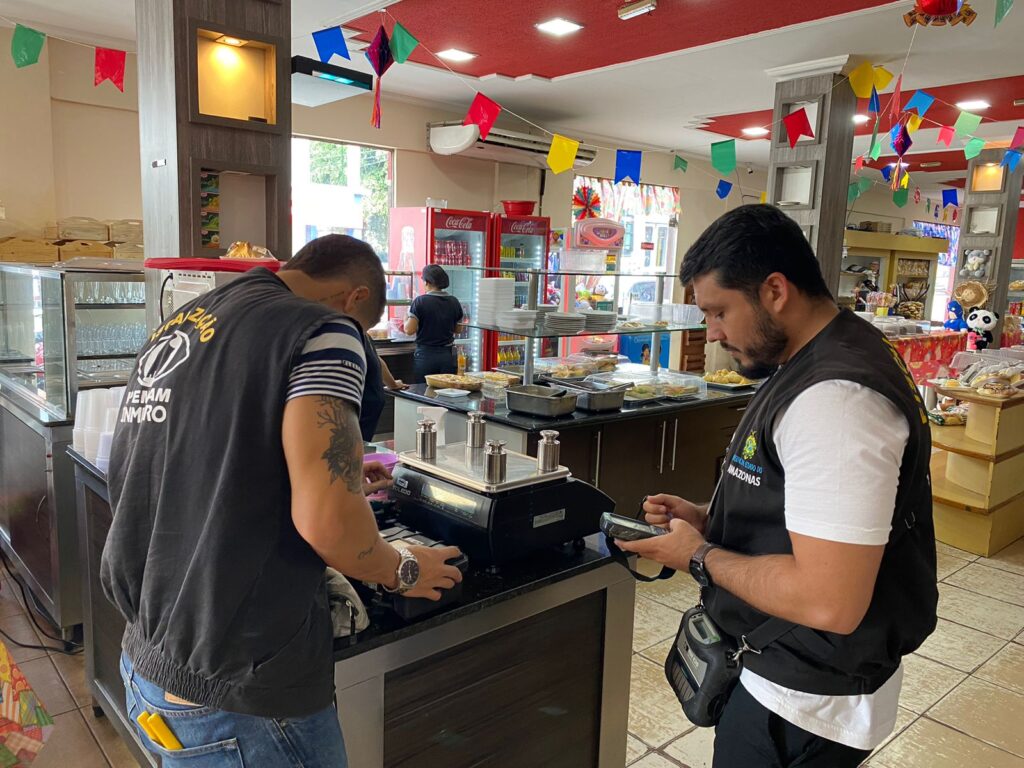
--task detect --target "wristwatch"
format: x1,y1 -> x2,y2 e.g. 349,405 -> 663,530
382,548 -> 420,595
689,542 -> 721,588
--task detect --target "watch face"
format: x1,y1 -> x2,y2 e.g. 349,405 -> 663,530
689,559 -> 709,588
399,556 -> 420,587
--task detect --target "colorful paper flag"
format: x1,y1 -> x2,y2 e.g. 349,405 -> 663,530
11,24 -> 45,69
868,87 -> 881,114
907,114 -> 923,133
881,165 -> 893,182
849,62 -> 876,99
954,110 -> 982,138
615,150 -> 642,184
893,188 -> 909,207
389,22 -> 419,63
942,188 -> 958,208
94,47 -> 126,92
782,108 -> 814,148
995,0 -> 1015,26
710,140 -> 736,176
673,155 -> 688,173
873,66 -> 894,90
1011,126 -> 1024,150
914,187 -> 921,204
901,172 -> 910,189
759,191 -> 768,203
858,178 -> 873,194
964,137 -> 986,159
1002,149 -> 1022,172
547,134 -> 579,174
716,179 -> 733,199
312,26 -> 350,62
889,75 -> 903,118
904,90 -> 935,117
870,140 -> 882,161
463,93 -> 502,140
855,156 -> 864,173
848,183 -> 860,205
937,125 -> 955,147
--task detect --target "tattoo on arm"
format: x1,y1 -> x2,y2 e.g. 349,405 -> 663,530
315,397 -> 363,493
357,539 -> 376,560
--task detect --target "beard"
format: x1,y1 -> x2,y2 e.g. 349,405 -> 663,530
721,304 -> 788,379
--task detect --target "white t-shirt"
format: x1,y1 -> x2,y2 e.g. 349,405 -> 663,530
738,379 -> 910,751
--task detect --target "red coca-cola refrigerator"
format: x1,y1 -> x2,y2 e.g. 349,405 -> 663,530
483,213 -> 551,371
388,207 -> 492,372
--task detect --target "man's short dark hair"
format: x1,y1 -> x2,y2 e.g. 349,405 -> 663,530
283,234 -> 386,317
679,204 -> 832,301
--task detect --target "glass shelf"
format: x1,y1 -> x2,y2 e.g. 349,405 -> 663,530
75,303 -> 146,310
462,321 -> 705,339
454,265 -> 677,279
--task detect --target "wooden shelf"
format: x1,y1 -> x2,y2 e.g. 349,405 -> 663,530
844,230 -> 948,254
932,450 -> 1024,513
935,386 -> 1024,410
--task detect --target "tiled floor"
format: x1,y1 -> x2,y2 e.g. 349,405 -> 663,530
7,537 -> 1024,767
625,537 -> 1024,767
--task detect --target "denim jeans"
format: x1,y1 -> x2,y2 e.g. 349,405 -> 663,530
120,652 -> 348,767
413,345 -> 456,382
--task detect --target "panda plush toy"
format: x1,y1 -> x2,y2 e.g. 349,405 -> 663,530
966,307 -> 1000,351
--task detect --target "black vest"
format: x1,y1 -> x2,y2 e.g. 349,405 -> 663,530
704,310 -> 937,696
102,269 -> 350,718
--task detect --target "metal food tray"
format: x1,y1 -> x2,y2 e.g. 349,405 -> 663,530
505,385 -> 578,417
397,442 -> 570,494
558,381 -> 627,412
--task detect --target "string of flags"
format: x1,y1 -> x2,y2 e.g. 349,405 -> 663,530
9,22 -> 126,90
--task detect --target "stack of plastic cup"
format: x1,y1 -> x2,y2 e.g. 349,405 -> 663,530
83,396 -> 106,462
72,390 -> 89,453
95,430 -> 114,473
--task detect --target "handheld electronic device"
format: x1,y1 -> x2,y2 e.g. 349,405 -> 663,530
599,512 -> 668,541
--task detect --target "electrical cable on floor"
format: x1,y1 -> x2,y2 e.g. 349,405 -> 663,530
0,551 -> 83,655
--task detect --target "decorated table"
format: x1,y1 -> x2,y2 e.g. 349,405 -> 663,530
891,330 -> 968,385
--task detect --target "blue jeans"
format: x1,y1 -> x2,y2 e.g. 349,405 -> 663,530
413,345 -> 456,382
120,652 -> 347,767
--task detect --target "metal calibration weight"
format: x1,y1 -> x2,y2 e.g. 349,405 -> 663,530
537,430 -> 561,473
484,440 -> 507,484
415,419 -> 437,460
467,412 -> 486,448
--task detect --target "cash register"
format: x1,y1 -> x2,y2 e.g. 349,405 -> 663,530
389,417 -> 613,566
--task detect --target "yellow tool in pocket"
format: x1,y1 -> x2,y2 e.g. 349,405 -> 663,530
137,711 -> 183,751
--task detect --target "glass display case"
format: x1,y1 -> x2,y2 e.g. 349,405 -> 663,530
0,263 -> 146,422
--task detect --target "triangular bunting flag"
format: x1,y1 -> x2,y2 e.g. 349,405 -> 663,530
759,191 -> 768,204
900,172 -> 910,189
954,110 -> 982,138
995,0 -> 1015,26
614,150 -> 642,185
11,24 -> 45,69
547,135 -> 579,174
312,27 -> 350,62
94,47 -> 127,92
904,90 -> 935,117
868,87 -> 881,114
390,22 -> 419,64
964,137 -> 986,159
711,139 -> 736,176
907,114 -> 923,133
782,108 -> 814,148
889,75 -> 903,118
463,93 -> 502,140
893,188 -> 909,208
1011,126 -> 1024,150
870,140 -> 882,161
1002,149 -> 1022,173
881,165 -> 893,182
942,188 -> 958,208
716,179 -> 733,200
855,156 -> 864,173
873,66 -> 894,90
937,125 -> 955,147
849,62 -> 876,99
858,178 -> 873,195
848,183 -> 860,205
674,155 -> 688,173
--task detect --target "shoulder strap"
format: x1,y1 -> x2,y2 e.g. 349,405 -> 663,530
605,536 -> 676,582
741,616 -> 796,654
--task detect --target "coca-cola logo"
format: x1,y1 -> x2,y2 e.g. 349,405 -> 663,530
444,216 -> 475,230
509,221 -> 539,234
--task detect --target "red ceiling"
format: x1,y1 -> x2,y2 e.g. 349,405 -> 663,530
706,75 -> 1024,140
346,0 -> 896,79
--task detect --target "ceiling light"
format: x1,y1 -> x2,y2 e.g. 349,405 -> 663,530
618,0 -> 657,20
887,162 -> 910,168
956,99 -> 990,111
437,48 -> 476,62
741,126 -> 770,137
920,161 -> 942,168
852,114 -> 871,125
215,35 -> 247,47
1014,99 -> 1024,107
536,18 -> 583,36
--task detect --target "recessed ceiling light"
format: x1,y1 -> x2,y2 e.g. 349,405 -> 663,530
852,114 -> 871,124
956,99 -> 990,110
619,0 -> 658,20
887,161 -> 910,168
437,48 -> 476,62
536,18 -> 583,36
920,161 -> 942,168
215,35 -> 247,46
741,126 -> 770,137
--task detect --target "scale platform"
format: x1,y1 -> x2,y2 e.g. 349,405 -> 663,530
397,442 -> 570,495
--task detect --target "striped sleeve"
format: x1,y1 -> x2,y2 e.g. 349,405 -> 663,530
286,319 -> 367,409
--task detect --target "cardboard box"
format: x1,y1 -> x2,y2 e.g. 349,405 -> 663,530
0,238 -> 59,264
57,240 -> 114,260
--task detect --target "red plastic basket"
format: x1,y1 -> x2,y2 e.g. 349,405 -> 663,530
501,200 -> 536,216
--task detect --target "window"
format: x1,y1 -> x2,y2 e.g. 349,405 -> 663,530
913,221 -> 960,323
291,138 -> 393,260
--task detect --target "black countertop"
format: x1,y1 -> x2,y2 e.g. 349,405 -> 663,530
333,536 -> 616,662
392,383 -> 753,431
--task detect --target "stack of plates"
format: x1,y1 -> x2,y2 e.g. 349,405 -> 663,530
477,278 -> 516,326
580,310 -> 617,332
543,312 -> 586,335
497,309 -> 538,333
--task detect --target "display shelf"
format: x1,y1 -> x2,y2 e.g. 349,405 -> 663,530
461,321 -> 705,339
75,303 -> 146,310
930,424 -> 1014,461
385,299 -> 413,307
463,266 -> 679,279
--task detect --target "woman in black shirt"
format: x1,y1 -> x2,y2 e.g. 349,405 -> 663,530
404,264 -> 465,382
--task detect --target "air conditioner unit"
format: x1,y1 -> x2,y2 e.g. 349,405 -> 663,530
427,122 -> 598,170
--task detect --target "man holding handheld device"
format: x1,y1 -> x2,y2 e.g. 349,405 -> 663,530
615,206 -> 937,767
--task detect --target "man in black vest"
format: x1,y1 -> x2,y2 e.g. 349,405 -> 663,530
102,235 -> 463,766
618,206 -> 937,767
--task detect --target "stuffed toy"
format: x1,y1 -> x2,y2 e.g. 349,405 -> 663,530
944,300 -> 969,331
960,249 -> 992,279
966,306 -> 1000,351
